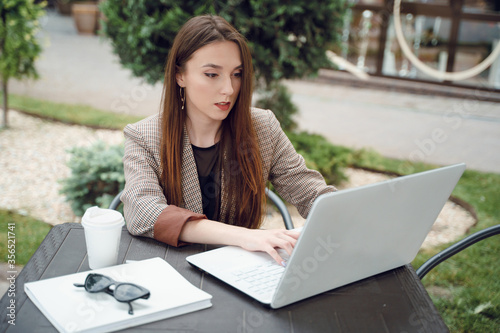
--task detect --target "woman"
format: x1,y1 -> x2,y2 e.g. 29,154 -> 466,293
122,15 -> 336,266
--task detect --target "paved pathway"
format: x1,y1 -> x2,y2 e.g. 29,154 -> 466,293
8,10 -> 500,173
289,80 -> 500,173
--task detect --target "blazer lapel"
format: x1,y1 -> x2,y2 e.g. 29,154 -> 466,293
219,144 -> 237,224
181,127 -> 203,214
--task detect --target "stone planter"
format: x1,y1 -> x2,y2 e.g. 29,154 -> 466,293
72,2 -> 99,35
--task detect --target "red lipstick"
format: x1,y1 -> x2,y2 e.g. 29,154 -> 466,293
215,102 -> 230,111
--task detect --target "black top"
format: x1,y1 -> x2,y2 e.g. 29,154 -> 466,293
192,143 -> 221,221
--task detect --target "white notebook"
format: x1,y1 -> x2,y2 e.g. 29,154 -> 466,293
25,257 -> 212,333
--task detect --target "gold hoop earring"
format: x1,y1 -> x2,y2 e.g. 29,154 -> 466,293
180,87 -> 185,110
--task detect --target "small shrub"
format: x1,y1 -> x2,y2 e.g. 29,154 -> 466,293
60,142 -> 124,216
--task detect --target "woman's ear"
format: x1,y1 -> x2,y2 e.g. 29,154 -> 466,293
176,72 -> 185,87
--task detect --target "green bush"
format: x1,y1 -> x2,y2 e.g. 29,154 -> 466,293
287,130 -> 353,185
224,0 -> 347,86
99,0 -> 211,85
100,0 -> 347,85
60,142 -> 125,216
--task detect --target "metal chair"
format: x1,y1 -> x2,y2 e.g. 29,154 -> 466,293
416,224 -> 500,279
108,187 -> 294,230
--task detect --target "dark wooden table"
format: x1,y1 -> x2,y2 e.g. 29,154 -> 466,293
1,223 -> 448,332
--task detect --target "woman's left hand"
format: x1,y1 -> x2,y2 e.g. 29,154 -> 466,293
237,229 -> 301,266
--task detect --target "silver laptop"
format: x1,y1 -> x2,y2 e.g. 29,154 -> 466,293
186,163 -> 466,308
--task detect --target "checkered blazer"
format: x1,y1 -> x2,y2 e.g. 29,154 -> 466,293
122,108 -> 336,245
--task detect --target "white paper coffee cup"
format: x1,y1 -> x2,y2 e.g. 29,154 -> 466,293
82,206 -> 124,269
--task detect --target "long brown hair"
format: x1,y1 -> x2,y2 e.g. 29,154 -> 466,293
160,15 -> 265,229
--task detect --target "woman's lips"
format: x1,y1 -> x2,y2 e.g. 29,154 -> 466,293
215,102 -> 230,111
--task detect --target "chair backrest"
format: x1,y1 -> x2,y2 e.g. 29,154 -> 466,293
108,190 -> 124,211
416,224 -> 500,279
108,188 -> 294,230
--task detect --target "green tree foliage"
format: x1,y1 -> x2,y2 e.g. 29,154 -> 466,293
222,0 -> 347,86
0,0 -> 45,128
100,0 -> 215,85
100,0 -> 347,130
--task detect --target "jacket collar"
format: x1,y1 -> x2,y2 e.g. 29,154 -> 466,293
181,126 -> 203,214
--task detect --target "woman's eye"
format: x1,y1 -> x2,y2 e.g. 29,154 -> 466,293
233,71 -> 242,78
205,73 -> 218,78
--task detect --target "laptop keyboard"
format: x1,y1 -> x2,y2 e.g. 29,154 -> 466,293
231,260 -> 285,296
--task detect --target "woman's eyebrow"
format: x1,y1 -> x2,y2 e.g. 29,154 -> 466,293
202,63 -> 243,70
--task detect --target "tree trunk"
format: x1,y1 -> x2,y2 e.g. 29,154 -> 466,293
1,79 -> 8,128
1,5 -> 7,129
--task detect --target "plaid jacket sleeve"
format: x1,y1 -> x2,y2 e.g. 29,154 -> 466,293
252,108 -> 337,218
121,115 -> 205,246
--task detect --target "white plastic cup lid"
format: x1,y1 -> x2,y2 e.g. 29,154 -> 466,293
82,206 -> 124,229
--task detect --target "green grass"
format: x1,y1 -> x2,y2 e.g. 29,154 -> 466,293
0,210 -> 52,266
1,95 -> 499,331
1,93 -> 142,130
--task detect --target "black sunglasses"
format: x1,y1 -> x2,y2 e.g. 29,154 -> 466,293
74,273 -> 150,315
